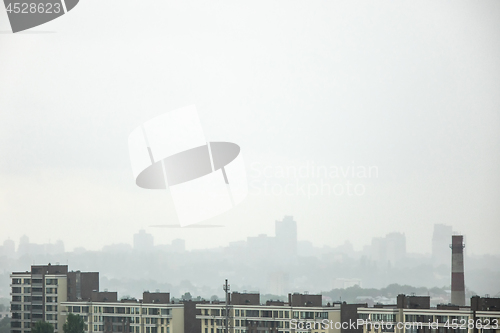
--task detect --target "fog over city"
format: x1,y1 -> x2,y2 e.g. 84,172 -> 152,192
1,5 -> 500,325
1,1 -> 499,257
1,218 -> 499,304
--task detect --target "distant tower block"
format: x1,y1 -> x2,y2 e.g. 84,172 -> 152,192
450,235 -> 466,306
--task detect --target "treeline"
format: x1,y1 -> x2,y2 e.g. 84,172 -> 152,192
322,283 -> 450,303
0,317 -> 10,333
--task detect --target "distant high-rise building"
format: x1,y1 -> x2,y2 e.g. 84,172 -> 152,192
268,271 -> 289,296
1,239 -> 15,258
386,232 -> 406,265
44,240 -> 65,255
432,224 -> 453,267
275,215 -> 297,256
133,229 -> 154,252
17,235 -> 30,256
370,237 -> 386,266
369,232 -> 406,267
10,264 -> 99,333
171,239 -> 186,253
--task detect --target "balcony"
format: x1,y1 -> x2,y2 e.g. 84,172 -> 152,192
31,307 -> 43,314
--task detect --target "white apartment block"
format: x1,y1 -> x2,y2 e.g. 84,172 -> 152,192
61,292 -> 186,333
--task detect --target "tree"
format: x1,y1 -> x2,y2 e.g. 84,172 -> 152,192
32,321 -> 54,333
63,313 -> 84,333
181,292 -> 192,301
0,317 -> 11,333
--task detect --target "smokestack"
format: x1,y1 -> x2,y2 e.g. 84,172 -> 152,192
450,235 -> 465,306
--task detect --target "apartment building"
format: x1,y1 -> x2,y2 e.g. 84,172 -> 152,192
10,264 -> 99,333
357,295 -> 500,333
61,291 -> 191,333
196,292 -> 366,333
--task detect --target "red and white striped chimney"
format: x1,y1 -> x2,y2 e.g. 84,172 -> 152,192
450,235 -> 465,306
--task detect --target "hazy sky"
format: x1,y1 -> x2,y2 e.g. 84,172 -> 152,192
0,1 -> 499,255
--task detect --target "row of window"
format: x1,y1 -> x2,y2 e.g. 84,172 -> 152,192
363,314 -> 471,324
12,278 -> 58,285
46,314 -> 58,321
89,307 -> 171,316
92,326 -> 171,333
372,313 -> 396,322
204,329 -> 295,333
201,308 -> 329,320
12,287 -> 53,294
95,316 -> 171,325
203,318 -> 292,328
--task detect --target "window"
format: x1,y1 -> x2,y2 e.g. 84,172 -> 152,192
46,305 -> 58,312
24,287 -> 31,293
11,304 -> 21,311
315,312 -> 328,319
405,315 -> 418,322
246,310 -> 259,317
12,278 -> 22,284
46,279 -> 58,286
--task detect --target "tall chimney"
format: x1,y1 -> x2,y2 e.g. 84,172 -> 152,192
450,235 -> 465,306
